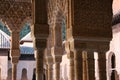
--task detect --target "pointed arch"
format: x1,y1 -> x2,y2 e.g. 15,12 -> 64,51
0,16 -> 17,32
32,68 -> 36,80
21,68 -> 28,80
19,17 -> 32,31
106,51 -> 117,80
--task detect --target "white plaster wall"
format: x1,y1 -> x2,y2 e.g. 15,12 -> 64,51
8,60 -> 36,80
0,56 -> 8,80
108,24 -> 120,79
110,24 -> 120,74
113,0 -> 120,14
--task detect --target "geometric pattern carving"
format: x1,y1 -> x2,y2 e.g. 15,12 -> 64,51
0,0 -> 31,31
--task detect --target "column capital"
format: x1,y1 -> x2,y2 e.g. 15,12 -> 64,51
10,49 -> 20,57
31,24 -> 49,39
10,28 -> 21,33
73,38 -> 110,51
11,57 -> 19,64
52,55 -> 62,63
34,49 -> 45,59
51,46 -> 63,56
46,56 -> 54,65
82,51 -> 87,59
10,31 -> 20,50
67,50 -> 74,59
31,24 -> 49,49
33,38 -> 47,49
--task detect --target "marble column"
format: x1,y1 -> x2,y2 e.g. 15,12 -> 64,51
45,65 -> 48,80
74,49 -> 82,80
51,52 -> 62,80
68,0 -> 112,79
10,31 -> 20,80
32,0 -> 49,79
46,56 -> 53,80
82,51 -> 88,80
34,49 -> 44,80
51,17 -> 63,80
53,62 -> 61,80
94,52 -> 99,80
67,50 -> 74,80
51,48 -> 62,80
69,58 -> 74,80
31,23 -> 49,80
12,63 -> 17,80
47,64 -> 53,80
46,29 -> 53,80
87,51 -> 95,80
98,51 -> 107,80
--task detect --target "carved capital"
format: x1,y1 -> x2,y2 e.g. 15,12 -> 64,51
34,49 -> 45,59
67,50 -> 74,59
11,57 -> 19,64
51,46 -> 63,56
33,38 -> 47,49
53,23 -> 63,47
46,56 -> 54,65
52,55 -> 62,63
31,24 -> 49,39
10,31 -> 20,50
10,49 -> 20,57
73,37 -> 110,51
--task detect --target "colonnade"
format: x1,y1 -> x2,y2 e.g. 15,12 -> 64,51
4,0 -> 113,80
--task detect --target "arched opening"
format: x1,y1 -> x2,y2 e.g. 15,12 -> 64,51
111,54 -> 115,68
32,68 -> 36,80
0,22 -> 10,35
62,18 -> 66,41
20,23 -> 31,39
19,22 -> 35,61
21,68 -> 28,80
0,21 -> 11,59
111,54 -> 116,80
7,68 -> 12,80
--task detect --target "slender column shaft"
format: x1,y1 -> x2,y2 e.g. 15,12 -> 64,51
98,52 -> 107,80
12,64 -> 17,80
54,23 -> 62,47
87,51 -> 95,80
35,49 -> 44,80
74,50 -> 82,80
10,31 -> 20,80
82,51 -> 89,80
69,59 -> 74,80
54,63 -> 60,80
45,65 -> 48,80
94,52 -> 99,80
67,50 -> 74,80
48,64 -> 53,80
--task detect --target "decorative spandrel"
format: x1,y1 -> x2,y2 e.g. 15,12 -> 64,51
0,0 -> 32,30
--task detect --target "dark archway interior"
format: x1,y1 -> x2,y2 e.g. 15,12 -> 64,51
21,68 -> 28,80
32,68 -> 36,80
111,54 -> 116,80
111,54 -> 115,68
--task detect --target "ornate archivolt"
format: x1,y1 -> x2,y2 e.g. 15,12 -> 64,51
57,0 -> 68,17
48,0 -> 67,25
47,0 -> 68,48
0,0 -> 32,31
